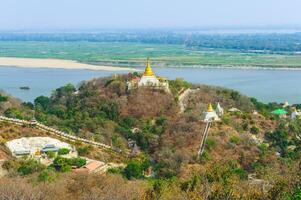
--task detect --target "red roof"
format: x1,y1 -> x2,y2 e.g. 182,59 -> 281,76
131,77 -> 141,81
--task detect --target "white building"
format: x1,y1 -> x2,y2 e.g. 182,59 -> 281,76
6,137 -> 73,157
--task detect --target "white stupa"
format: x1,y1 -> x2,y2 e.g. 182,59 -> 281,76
203,103 -> 220,122
215,102 -> 224,116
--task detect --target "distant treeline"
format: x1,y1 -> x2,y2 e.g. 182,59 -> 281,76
1,31 -> 301,53
185,33 -> 301,53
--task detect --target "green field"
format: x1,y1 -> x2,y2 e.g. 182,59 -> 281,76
1,41 -> 301,68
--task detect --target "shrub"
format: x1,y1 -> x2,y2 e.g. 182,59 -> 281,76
205,138 -> 216,150
123,160 -> 143,179
17,159 -> 45,176
169,78 -> 191,95
250,126 -> 260,134
38,169 -> 56,183
107,167 -> 123,174
286,185 -> 301,200
2,160 -> 17,171
58,148 -> 70,155
0,94 -> 8,102
221,115 -> 230,125
199,150 -> 211,162
265,124 -> 289,156
52,157 -> 71,172
70,158 -> 86,168
229,136 -> 240,145
77,146 -> 91,156
52,157 -> 86,172
46,151 -> 56,159
242,122 -> 249,131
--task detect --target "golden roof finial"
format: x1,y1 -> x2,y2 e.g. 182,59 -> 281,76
208,103 -> 214,112
143,57 -> 155,76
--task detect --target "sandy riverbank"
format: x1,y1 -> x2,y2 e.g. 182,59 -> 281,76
0,57 -> 135,71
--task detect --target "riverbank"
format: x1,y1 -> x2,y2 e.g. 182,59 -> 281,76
0,57 -> 135,71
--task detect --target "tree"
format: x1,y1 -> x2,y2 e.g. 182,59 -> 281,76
52,157 -> 71,172
34,96 -> 51,110
123,160 -> 143,179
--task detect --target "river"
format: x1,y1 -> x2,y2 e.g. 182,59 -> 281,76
0,66 -> 301,104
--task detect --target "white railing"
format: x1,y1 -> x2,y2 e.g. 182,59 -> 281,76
0,116 -> 120,153
198,122 -> 211,157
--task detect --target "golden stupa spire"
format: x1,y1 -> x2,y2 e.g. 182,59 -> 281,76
143,58 -> 155,76
208,103 -> 214,112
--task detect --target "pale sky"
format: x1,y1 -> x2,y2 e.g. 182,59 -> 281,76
1,0 -> 301,30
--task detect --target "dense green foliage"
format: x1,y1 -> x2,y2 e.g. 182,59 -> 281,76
58,148 -> 70,155
0,94 -> 8,102
52,157 -> 86,172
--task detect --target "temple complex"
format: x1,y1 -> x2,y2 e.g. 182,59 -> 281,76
127,58 -> 169,92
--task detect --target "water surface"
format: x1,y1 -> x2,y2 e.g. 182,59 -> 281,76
1,66 -> 301,104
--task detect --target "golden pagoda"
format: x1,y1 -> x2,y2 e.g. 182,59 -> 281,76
144,58 -> 155,76
208,103 -> 214,112
127,58 -> 170,92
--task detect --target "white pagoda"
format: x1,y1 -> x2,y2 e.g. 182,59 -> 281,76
202,103 -> 220,122
215,102 -> 224,116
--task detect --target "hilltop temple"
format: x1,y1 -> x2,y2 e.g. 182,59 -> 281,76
127,58 -> 169,92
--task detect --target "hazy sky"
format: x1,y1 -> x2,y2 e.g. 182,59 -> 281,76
1,0 -> 301,30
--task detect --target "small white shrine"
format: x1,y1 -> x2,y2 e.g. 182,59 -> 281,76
202,103 -> 220,122
215,102 -> 224,116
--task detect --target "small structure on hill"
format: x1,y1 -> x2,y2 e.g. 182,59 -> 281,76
127,58 -> 169,92
271,108 -> 288,118
202,103 -> 220,122
291,108 -> 301,119
283,100 -> 290,108
228,107 -> 242,113
215,102 -> 224,116
252,110 -> 259,115
74,159 -> 106,174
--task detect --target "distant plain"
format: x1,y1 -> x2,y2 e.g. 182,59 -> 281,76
2,41 -> 301,69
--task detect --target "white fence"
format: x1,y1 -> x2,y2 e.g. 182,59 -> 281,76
0,116 -> 121,153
